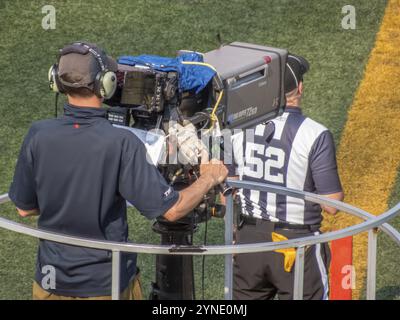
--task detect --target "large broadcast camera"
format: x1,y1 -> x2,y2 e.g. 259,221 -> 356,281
104,42 -> 288,299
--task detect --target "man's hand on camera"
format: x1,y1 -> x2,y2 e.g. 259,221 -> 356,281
200,158 -> 229,188
163,154 -> 228,222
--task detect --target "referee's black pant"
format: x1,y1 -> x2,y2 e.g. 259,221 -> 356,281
233,218 -> 331,300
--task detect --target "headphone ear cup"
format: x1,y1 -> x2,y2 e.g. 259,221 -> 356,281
93,71 -> 103,98
99,71 -> 117,99
48,64 -> 61,93
93,71 -> 104,98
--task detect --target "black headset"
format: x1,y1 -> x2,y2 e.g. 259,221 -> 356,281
48,42 -> 117,99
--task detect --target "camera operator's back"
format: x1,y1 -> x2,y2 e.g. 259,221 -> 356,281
9,103 -> 179,298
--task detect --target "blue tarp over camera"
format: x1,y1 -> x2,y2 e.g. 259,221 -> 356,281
118,52 -> 216,94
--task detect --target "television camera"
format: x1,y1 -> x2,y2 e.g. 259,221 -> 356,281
103,42 -> 288,299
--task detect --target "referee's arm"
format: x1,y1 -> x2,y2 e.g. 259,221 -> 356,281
319,191 -> 344,215
310,131 -> 344,215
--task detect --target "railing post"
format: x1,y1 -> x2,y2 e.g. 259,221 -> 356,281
0,193 -> 9,204
111,250 -> 121,300
224,194 -> 234,300
293,246 -> 305,300
366,228 -> 378,300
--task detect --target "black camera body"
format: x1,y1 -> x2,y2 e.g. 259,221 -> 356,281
103,42 -> 288,300
107,64 -> 178,112
105,42 -> 288,133
105,64 -> 181,130
103,41 -> 289,223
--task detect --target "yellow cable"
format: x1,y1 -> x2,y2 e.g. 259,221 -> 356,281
210,90 -> 224,122
182,61 -> 223,86
181,61 -> 218,73
181,60 -> 223,128
204,90 -> 224,135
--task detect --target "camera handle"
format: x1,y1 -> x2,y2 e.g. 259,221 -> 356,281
218,181 -> 233,196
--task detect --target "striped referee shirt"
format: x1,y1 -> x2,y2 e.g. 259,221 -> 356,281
230,107 -> 342,226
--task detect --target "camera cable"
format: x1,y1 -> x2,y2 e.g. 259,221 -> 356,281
54,92 -> 60,118
202,205 -> 208,300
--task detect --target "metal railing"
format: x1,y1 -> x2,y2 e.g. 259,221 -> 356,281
0,179 -> 399,300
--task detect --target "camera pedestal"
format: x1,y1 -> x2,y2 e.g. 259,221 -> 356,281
150,217 -> 198,300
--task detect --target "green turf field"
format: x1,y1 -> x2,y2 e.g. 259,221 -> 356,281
0,0 -> 398,300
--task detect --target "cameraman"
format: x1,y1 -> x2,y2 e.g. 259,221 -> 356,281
229,54 -> 344,300
8,42 -> 228,300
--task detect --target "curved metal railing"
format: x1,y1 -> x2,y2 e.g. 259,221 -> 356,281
0,179 -> 399,300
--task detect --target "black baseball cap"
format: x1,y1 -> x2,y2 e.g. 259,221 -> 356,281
284,53 -> 310,93
58,42 -> 117,90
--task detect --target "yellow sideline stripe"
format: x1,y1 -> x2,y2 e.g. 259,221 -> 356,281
323,0 -> 400,299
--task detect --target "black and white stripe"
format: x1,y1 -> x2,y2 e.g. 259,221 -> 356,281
232,108 -> 330,225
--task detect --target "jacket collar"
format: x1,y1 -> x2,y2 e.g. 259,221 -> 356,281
63,103 -> 107,119
285,106 -> 302,114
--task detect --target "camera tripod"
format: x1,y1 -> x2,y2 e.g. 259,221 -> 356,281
149,216 -> 198,300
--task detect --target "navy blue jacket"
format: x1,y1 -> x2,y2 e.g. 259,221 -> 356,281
9,104 -> 179,297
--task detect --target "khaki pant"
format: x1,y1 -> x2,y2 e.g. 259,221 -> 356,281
32,273 -> 143,300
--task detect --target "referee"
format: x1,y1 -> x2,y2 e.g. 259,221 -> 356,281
230,54 -> 344,300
